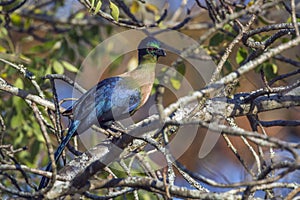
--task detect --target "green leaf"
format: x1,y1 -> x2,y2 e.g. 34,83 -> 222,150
130,1 -> 140,14
19,54 -> 31,63
51,41 -> 62,52
90,0 -> 95,12
109,1 -> 119,21
0,45 -> 6,53
224,60 -> 232,73
236,47 -> 248,65
255,62 -> 278,81
11,113 -> 22,129
0,27 -> 8,38
18,151 -> 30,165
209,33 -> 224,46
175,61 -> 186,76
223,24 -> 233,32
31,139 -> 41,161
170,77 -> 181,90
12,96 -> 23,113
14,78 -> 24,89
281,37 -> 290,44
10,13 -> 22,26
30,40 -> 56,53
78,46 -> 89,57
61,60 -> 78,72
151,78 -> 159,95
52,60 -> 64,74
15,130 -> 25,146
74,11 -> 85,19
271,63 -> 278,74
24,18 -> 32,30
67,48 -> 75,61
93,0 -> 102,15
29,45 -> 44,53
45,64 -> 53,75
34,123 -> 45,142
263,63 -> 278,81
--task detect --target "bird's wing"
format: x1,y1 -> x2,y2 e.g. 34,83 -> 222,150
68,77 -> 141,131
68,77 -> 120,128
95,76 -> 142,122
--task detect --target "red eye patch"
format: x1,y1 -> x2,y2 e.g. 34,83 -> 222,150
147,47 -> 157,52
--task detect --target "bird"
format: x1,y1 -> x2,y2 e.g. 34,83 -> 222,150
39,37 -> 166,189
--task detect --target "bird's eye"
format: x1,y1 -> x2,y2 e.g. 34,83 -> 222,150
147,47 -> 157,54
148,47 -> 155,51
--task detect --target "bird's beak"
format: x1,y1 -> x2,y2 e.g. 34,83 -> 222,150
156,49 -> 166,57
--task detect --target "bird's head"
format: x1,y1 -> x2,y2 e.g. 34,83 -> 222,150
138,37 -> 166,64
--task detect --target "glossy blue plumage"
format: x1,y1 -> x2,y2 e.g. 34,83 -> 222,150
38,77 -> 142,189
39,37 -> 165,189
68,76 -> 142,129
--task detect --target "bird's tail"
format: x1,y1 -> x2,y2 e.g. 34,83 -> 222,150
38,120 -> 80,190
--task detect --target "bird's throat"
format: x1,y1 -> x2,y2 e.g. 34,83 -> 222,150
138,54 -> 158,65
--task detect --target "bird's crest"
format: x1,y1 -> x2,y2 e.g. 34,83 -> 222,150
138,37 -> 161,50
137,37 -> 165,63
147,40 -> 160,48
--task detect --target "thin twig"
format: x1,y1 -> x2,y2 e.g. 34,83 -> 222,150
291,0 -> 300,36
